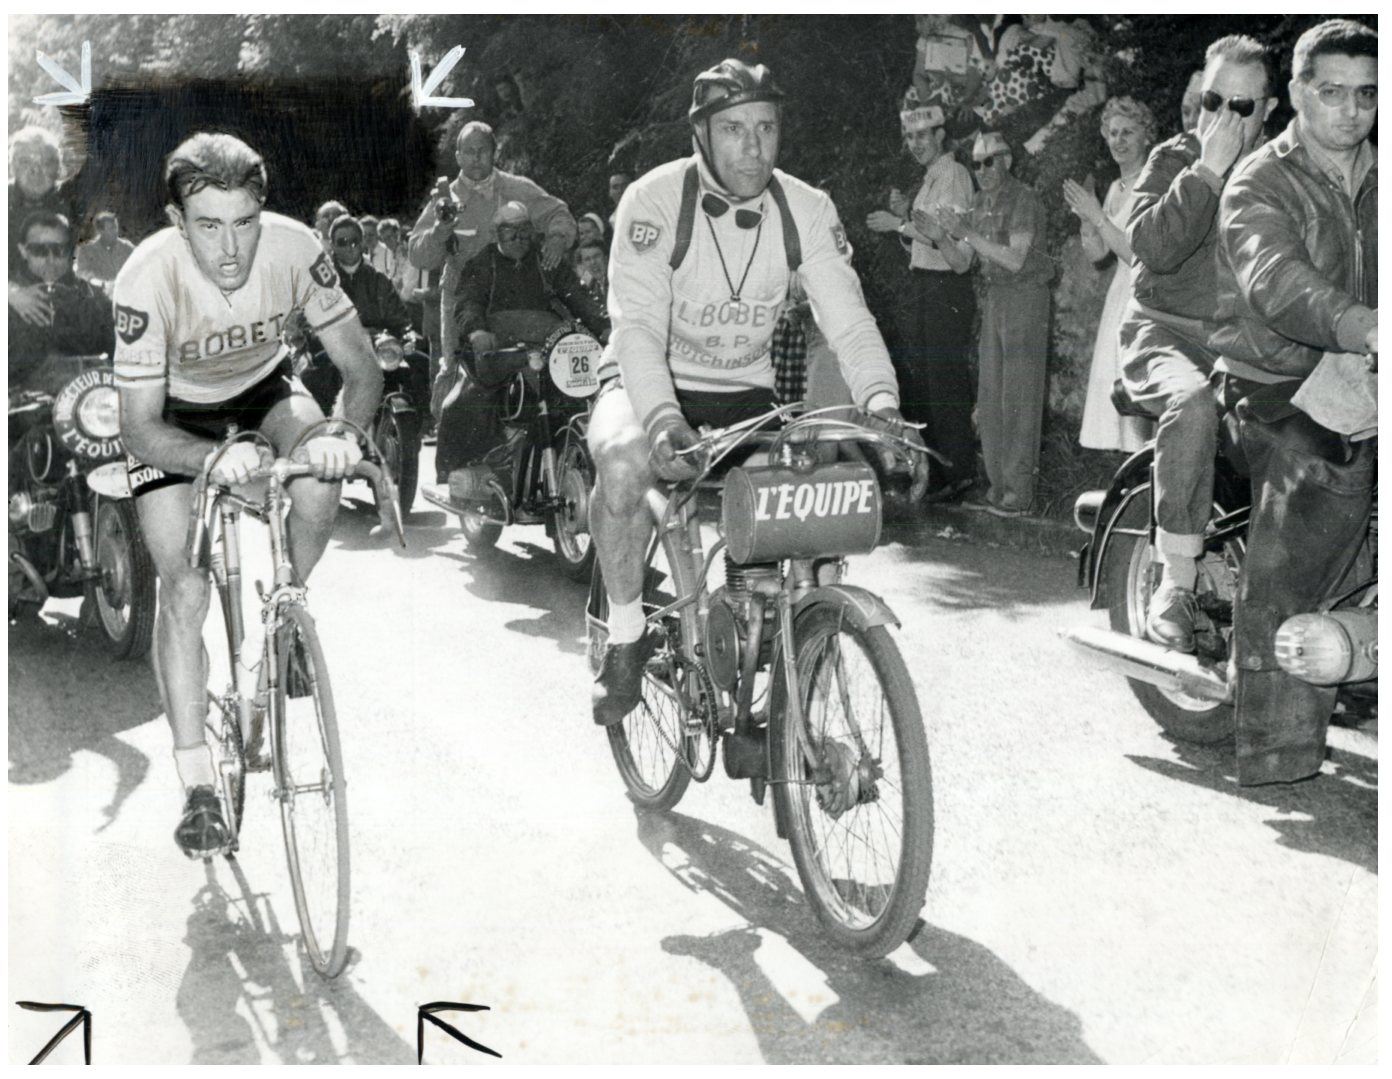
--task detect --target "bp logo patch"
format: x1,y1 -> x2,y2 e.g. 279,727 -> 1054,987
629,220 -> 662,254
115,305 -> 149,345
830,223 -> 849,256
309,252 -> 339,289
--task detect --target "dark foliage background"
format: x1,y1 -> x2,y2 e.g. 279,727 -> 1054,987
9,13 -> 1375,514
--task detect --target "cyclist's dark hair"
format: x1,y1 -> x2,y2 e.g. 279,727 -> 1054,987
165,133 -> 268,210
19,209 -> 71,246
1205,35 -> 1277,97
1293,19 -> 1377,83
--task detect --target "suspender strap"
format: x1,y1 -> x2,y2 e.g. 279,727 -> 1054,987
767,176 -> 801,273
669,162 -> 700,272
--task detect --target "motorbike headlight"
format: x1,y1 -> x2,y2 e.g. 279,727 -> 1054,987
527,350 -> 545,372
1273,609 -> 1378,685
376,338 -> 404,371
76,384 -> 121,440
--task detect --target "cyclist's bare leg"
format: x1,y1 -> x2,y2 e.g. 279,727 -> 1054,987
135,481 -> 213,751
258,390 -> 342,583
587,385 -> 657,607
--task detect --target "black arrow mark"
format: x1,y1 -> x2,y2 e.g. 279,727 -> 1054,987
15,1002 -> 91,1065
417,1001 -> 501,1063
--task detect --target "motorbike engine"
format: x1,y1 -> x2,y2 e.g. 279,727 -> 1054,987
8,490 -> 57,535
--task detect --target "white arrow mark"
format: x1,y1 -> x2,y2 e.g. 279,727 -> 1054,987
409,45 -> 474,110
34,41 -> 91,107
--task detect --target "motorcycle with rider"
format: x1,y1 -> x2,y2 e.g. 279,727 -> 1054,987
421,200 -> 610,578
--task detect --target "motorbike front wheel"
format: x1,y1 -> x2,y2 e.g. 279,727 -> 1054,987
374,409 -> 420,517
772,599 -> 933,957
1101,487 -> 1239,745
89,498 -> 156,659
551,432 -> 595,580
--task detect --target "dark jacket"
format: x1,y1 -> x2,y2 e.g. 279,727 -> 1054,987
9,265 -> 114,389
1211,120 -> 1377,380
453,244 -> 609,345
1126,132 -> 1225,321
336,260 -> 411,338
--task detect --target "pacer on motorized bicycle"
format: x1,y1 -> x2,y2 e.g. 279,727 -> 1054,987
423,199 -> 610,495
589,58 -> 929,727
1209,19 -> 1377,786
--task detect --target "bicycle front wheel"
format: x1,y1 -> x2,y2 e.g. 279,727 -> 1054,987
272,603 -> 350,977
773,601 -> 933,956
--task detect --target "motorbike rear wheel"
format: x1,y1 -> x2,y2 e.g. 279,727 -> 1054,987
89,498 -> 156,660
551,431 -> 595,581
374,409 -> 420,517
1102,487 -> 1239,745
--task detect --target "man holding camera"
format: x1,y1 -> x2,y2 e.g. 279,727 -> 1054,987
406,122 -> 576,395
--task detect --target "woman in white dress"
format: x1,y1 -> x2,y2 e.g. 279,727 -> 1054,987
1066,95 -> 1158,452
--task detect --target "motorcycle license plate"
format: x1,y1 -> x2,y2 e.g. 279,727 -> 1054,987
548,332 -> 603,398
86,460 -> 132,499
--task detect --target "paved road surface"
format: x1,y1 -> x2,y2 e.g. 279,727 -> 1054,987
7,461 -> 1377,1064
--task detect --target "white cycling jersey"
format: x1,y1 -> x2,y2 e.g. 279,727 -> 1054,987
602,154 -> 899,436
112,212 -> 355,405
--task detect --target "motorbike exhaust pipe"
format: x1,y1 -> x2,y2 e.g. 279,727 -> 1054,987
1060,625 -> 1233,704
10,551 -> 50,604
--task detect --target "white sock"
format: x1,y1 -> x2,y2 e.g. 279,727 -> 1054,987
606,598 -> 646,644
174,744 -> 216,790
1157,550 -> 1199,591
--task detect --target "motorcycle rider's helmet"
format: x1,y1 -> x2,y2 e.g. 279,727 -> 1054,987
689,59 -> 785,196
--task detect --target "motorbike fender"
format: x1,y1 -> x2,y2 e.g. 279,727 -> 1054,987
1082,447 -> 1153,604
385,392 -> 415,415
791,584 -> 900,630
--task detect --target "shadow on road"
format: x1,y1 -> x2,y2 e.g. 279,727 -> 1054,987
887,533 -> 1081,616
1127,737 -> 1378,874
8,608 -> 159,830
636,809 -> 1100,1064
177,859 -> 413,1065
333,495 -> 455,560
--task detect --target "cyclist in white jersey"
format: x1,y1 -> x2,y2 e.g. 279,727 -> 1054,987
589,60 -> 930,727
113,133 -> 382,856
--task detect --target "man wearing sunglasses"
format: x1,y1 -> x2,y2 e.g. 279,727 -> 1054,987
8,210 -> 114,392
425,199 -> 609,491
1210,18 -> 1377,786
934,131 -> 1053,517
1119,34 -> 1278,653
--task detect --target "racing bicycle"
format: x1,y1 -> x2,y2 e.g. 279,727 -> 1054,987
186,418 -> 405,977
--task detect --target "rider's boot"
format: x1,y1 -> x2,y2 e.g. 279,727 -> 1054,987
1146,576 -> 1199,653
592,629 -> 660,726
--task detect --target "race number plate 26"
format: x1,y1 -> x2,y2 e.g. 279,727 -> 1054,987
547,332 -> 603,398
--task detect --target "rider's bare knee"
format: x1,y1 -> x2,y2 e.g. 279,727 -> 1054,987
593,443 -> 650,516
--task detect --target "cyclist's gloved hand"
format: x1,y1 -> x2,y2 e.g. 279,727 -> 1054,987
648,415 -> 704,483
207,442 -> 266,487
303,434 -> 363,482
869,405 -> 931,503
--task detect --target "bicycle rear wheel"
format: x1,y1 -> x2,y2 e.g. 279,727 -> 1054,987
773,600 -> 933,956
272,603 -> 350,977
590,562 -> 692,810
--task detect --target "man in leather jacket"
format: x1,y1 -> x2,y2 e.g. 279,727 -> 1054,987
9,210 -> 114,392
1120,35 -> 1279,653
426,200 -> 608,487
1211,18 -> 1377,786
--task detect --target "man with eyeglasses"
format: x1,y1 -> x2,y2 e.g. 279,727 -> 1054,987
1209,18 -> 1377,786
9,210 -> 113,392
1118,34 -> 1278,652
934,131 -> 1053,517
424,200 -> 609,494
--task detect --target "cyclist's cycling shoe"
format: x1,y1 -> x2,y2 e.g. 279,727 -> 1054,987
175,785 -> 230,858
592,629 -> 659,726
1146,579 -> 1199,653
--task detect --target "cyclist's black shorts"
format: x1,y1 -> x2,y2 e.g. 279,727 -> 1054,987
127,361 -> 310,498
599,377 -> 777,431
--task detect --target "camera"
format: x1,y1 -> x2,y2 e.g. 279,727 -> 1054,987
435,197 -> 458,224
